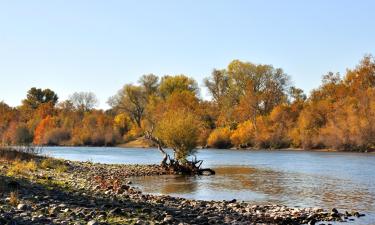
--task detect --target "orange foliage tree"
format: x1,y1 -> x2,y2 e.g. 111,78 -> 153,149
33,116 -> 56,145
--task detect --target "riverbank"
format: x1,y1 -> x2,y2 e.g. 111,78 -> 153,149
115,137 -> 375,153
0,153 -> 366,225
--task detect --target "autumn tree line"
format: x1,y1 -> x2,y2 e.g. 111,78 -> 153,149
1,55 -> 375,152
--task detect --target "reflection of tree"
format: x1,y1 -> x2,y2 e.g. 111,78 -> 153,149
215,166 -> 374,212
133,175 -> 198,195
161,175 -> 198,194
135,166 -> 375,213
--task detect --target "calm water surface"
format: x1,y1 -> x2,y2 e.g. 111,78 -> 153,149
42,147 -> 375,224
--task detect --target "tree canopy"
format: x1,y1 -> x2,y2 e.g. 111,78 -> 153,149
1,55 -> 375,153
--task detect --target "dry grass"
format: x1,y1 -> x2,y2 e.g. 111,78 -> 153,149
39,158 -> 68,173
39,158 -> 55,169
9,191 -> 19,206
55,163 -> 68,173
7,160 -> 37,177
1,147 -> 68,177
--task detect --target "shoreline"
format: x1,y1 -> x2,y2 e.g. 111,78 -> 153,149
0,157 -> 366,224
39,144 -> 375,154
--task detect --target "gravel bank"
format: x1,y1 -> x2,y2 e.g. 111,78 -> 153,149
0,160 -> 365,225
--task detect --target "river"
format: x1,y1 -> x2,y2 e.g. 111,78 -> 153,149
41,147 -> 375,224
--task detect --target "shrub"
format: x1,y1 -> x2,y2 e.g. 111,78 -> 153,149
39,158 -> 68,173
3,124 -> 33,145
43,128 -> 71,145
207,127 -> 232,149
91,132 -> 105,146
39,158 -> 55,169
7,160 -> 37,176
230,120 -> 255,148
55,164 -> 68,173
104,130 -> 120,146
155,109 -> 200,161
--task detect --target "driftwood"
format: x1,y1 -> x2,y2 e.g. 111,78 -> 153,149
144,131 -> 215,176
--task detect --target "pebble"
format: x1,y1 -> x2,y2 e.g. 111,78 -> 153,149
0,159 -> 366,225
17,204 -> 27,210
87,220 -> 98,225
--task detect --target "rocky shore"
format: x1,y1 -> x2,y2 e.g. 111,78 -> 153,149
0,159 -> 365,225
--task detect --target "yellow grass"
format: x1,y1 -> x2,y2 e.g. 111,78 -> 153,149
7,160 -> 37,177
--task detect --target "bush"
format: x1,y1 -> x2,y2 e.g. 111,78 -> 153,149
44,128 -> 71,145
104,130 -> 120,146
155,110 -> 200,161
39,158 -> 55,169
207,127 -> 232,149
7,160 -> 37,176
91,132 -> 105,146
39,158 -> 68,173
230,120 -> 255,148
14,125 -> 33,145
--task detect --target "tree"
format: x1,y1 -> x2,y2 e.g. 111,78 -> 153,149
345,54 -> 375,92
43,128 -> 71,146
159,75 -> 199,98
230,120 -> 255,148
35,102 -> 56,118
69,92 -> 99,112
155,109 -> 199,161
33,116 -> 55,145
3,123 -> 33,145
204,69 -> 229,103
207,127 -> 232,149
205,60 -> 290,127
226,60 -> 290,115
113,113 -> 132,136
289,87 -> 306,103
22,87 -> 58,109
0,102 -> 18,143
139,74 -> 159,96
108,85 -> 147,128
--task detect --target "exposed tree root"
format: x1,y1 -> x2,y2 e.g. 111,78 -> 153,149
144,132 -> 215,176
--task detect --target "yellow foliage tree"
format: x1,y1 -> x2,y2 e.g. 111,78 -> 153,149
207,127 -> 232,149
155,110 -> 199,161
230,120 -> 255,148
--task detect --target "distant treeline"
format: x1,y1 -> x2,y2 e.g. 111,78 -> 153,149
1,55 -> 375,152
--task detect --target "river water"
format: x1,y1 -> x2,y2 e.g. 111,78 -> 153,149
41,147 -> 375,224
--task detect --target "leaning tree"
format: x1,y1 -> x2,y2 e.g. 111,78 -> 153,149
145,108 -> 215,175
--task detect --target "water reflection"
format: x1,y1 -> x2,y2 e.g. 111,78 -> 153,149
159,175 -> 198,194
133,166 -> 375,215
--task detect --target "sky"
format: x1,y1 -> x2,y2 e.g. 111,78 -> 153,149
0,0 -> 374,109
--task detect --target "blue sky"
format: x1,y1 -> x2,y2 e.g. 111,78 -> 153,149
0,0 -> 374,109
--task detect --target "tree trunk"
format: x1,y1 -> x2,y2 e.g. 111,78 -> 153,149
145,131 -> 169,166
144,131 -> 215,176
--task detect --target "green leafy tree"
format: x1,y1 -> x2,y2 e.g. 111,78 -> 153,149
22,87 -> 58,109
